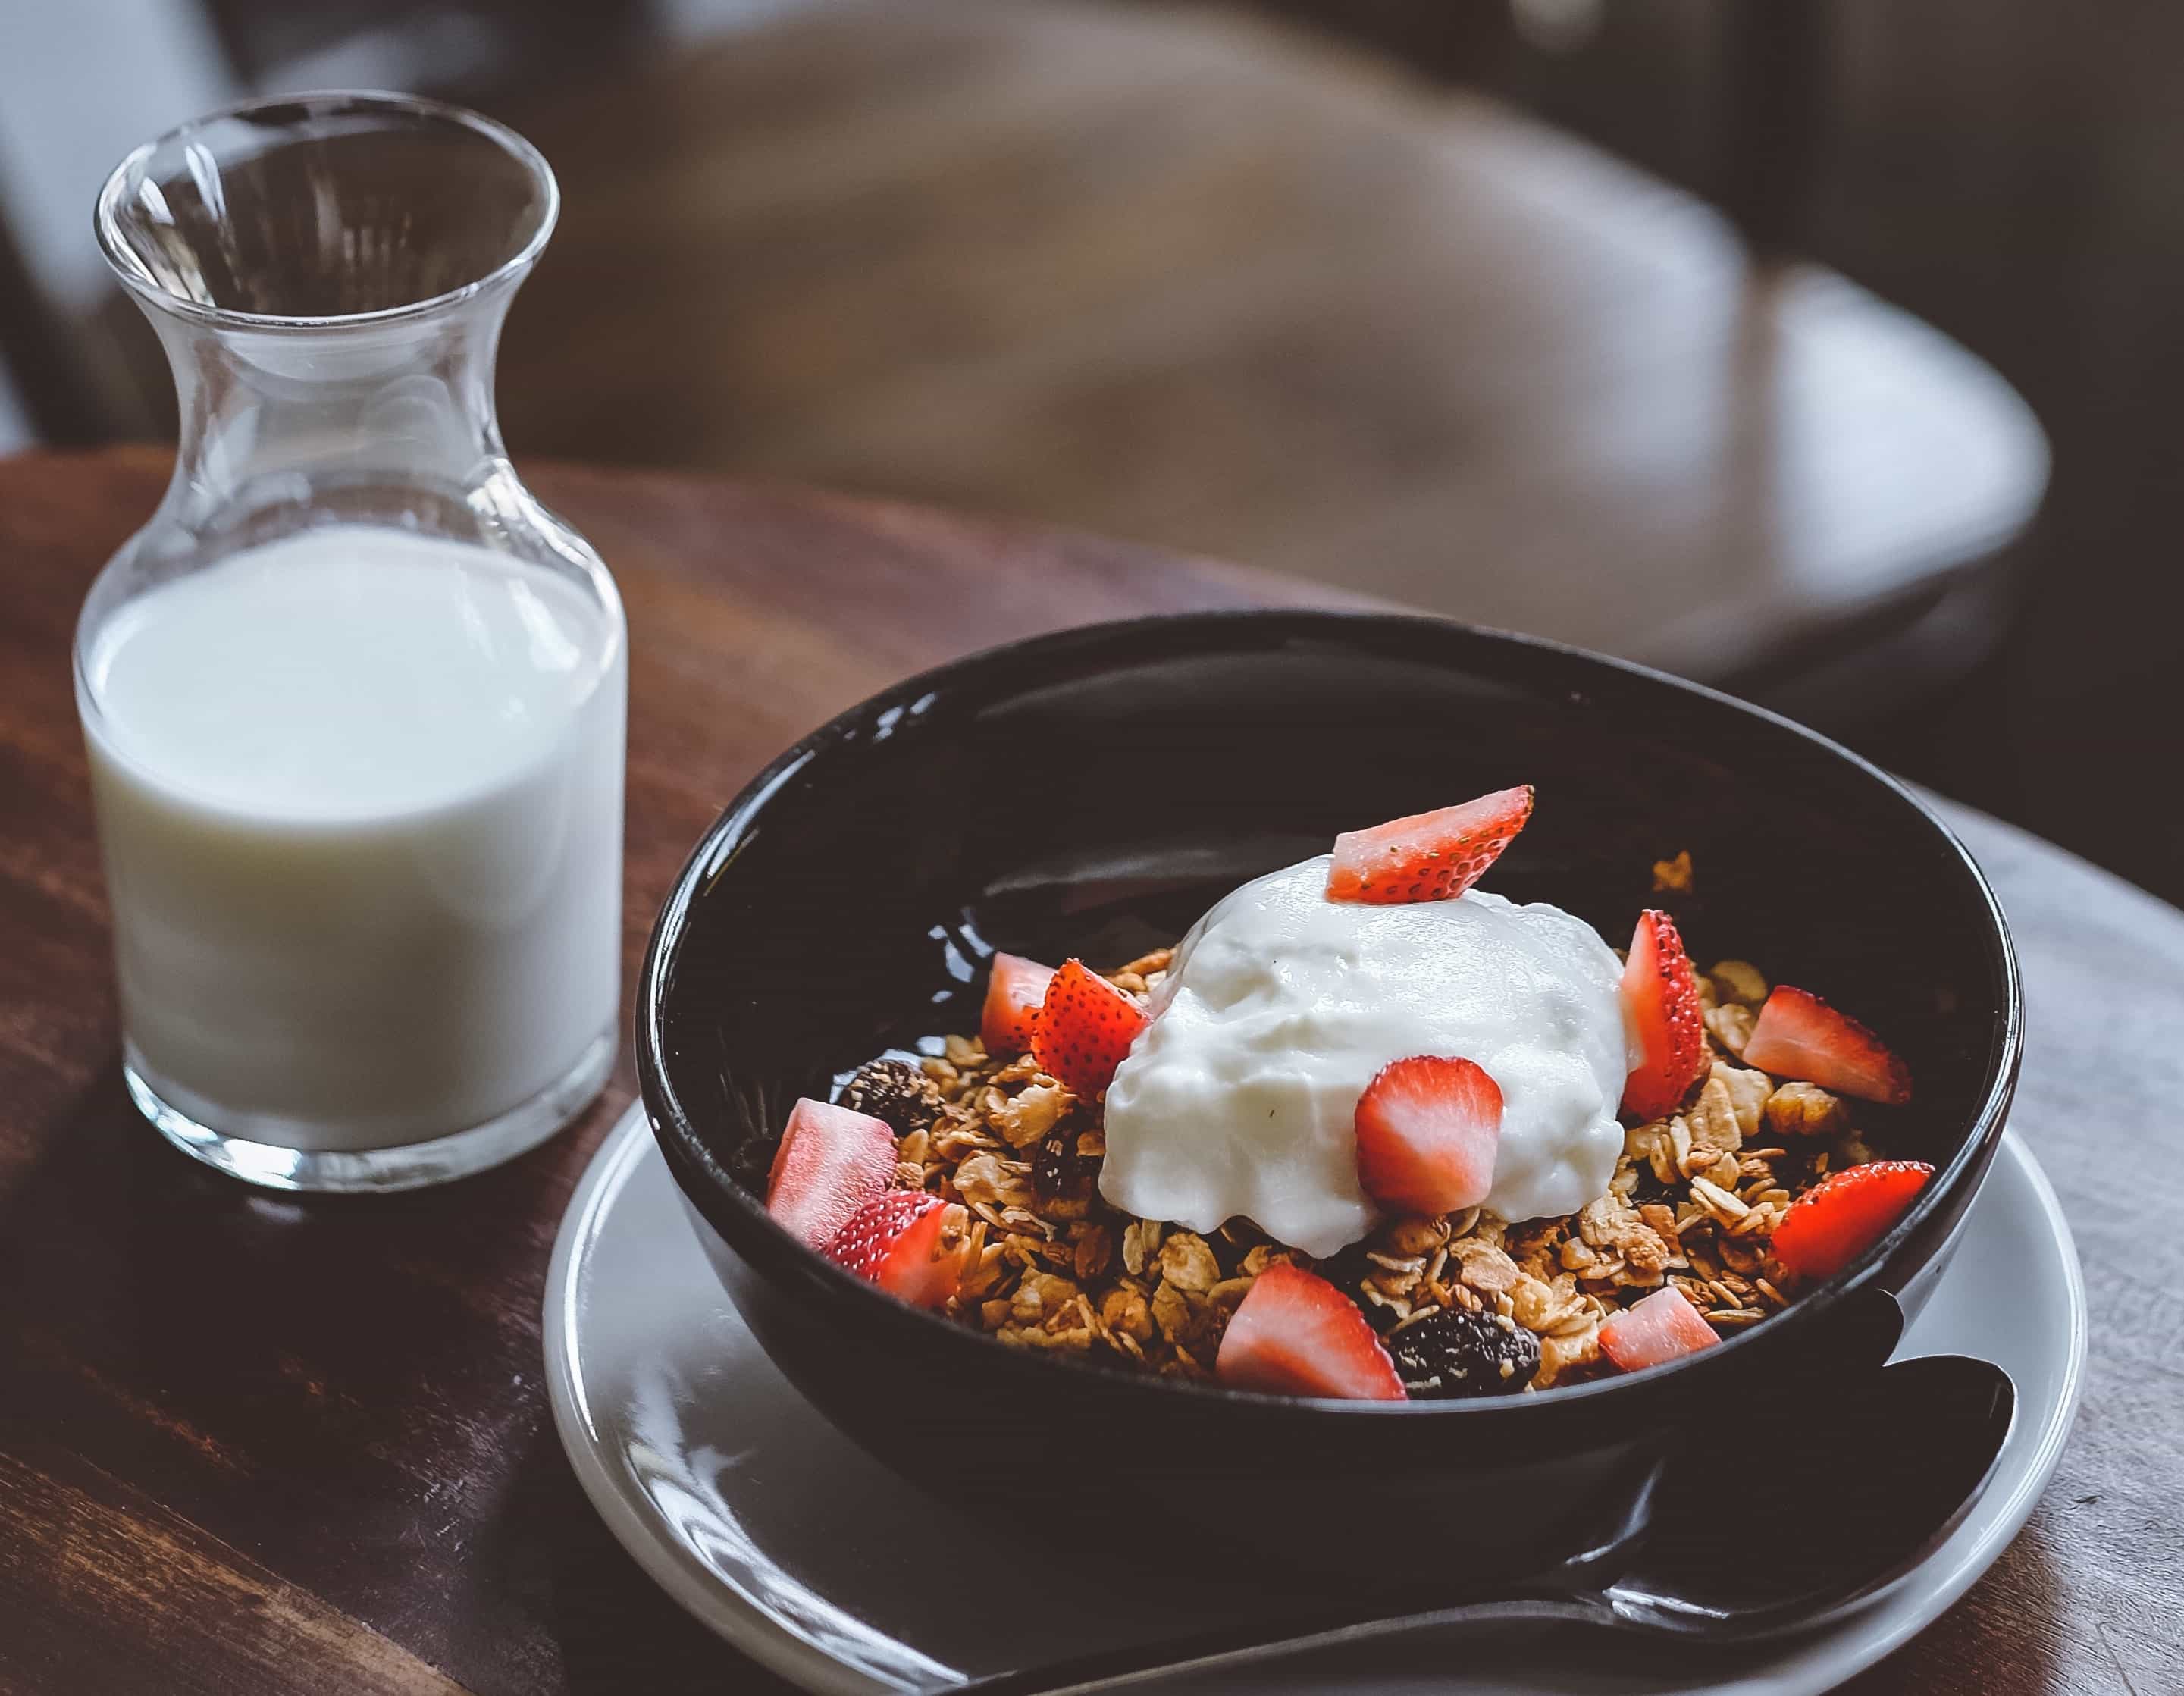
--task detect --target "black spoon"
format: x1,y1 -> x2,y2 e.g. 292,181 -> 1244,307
957,1339 -> 2015,1694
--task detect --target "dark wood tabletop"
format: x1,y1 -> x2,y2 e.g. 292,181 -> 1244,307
0,447 -> 2173,1694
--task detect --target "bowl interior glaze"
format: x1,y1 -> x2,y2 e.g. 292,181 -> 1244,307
650,615 -> 2012,1232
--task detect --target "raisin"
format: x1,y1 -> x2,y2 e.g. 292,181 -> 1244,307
1032,1126 -> 1095,1220
839,1058 -> 942,1136
1387,1306 -> 1540,1398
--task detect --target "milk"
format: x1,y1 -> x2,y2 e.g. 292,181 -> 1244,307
81,528 -> 625,1152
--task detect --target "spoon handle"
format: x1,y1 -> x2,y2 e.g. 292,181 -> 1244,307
948,1591 -> 1612,1695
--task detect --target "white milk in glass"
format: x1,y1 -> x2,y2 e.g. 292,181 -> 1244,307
82,528 -> 625,1152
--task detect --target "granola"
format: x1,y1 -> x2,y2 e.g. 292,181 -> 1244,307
831,944 -> 1900,1393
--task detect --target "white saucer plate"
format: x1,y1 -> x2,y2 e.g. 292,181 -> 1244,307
545,1108 -> 2085,1695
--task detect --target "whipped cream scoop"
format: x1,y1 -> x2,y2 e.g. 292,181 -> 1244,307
1100,855 -> 1636,1257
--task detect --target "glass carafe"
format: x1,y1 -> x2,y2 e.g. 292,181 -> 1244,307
79,93 -> 625,1192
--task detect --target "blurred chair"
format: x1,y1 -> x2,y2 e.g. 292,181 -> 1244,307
2,0 -> 2046,729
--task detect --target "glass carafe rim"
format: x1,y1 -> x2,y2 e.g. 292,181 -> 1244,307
94,88 -> 559,336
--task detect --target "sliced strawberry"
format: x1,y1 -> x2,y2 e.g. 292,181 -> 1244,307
1599,1287 -> 1722,1373
1619,908 -> 1706,1121
1032,958 -> 1149,1097
1743,986 -> 1913,1105
1353,1055 -> 1504,1216
765,1097 -> 898,1249
1215,1263 -> 1407,1401
980,951 -> 1055,1055
1325,785 -> 1536,905
987,948 -> 1061,1053
822,1190 -> 967,1309
1770,1159 -> 1935,1281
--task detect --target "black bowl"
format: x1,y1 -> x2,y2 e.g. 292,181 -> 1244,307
638,612 -> 2020,1578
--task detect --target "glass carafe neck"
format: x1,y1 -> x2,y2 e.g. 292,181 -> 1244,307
146,285 -> 515,538
92,92 -> 559,561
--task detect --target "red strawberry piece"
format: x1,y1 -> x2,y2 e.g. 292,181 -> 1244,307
1619,908 -> 1706,1121
1215,1263 -> 1407,1401
1324,785 -> 1536,905
822,1190 -> 967,1309
1770,1159 -> 1935,1282
1743,986 -> 1913,1105
1353,1055 -> 1504,1216
980,951 -> 1055,1055
1031,958 -> 1149,1097
1599,1287 -> 1722,1373
765,1097 -> 898,1249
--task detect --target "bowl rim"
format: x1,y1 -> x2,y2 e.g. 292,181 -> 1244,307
638,608 -> 2023,1424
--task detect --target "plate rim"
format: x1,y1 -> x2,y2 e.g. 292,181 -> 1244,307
544,1111 -> 908,1696
544,1108 -> 2087,1696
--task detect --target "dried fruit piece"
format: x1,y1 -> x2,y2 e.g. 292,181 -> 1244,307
1599,1286 -> 1722,1372
1387,1305 -> 1539,1398
1743,986 -> 1913,1105
1030,1123 -> 1095,1219
765,1097 -> 898,1249
1032,958 -> 1149,1097
1352,1055 -> 1503,1216
838,1058 -> 944,1136
1770,1159 -> 1935,1281
822,1190 -> 967,1309
1620,909 -> 1706,1121
1214,1263 -> 1406,1400
980,951 -> 1055,1055
1324,785 -> 1535,905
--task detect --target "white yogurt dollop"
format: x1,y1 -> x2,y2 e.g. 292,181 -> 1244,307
1101,855 -> 1636,1258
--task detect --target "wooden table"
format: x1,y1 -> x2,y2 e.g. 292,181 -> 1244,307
0,449 -> 2171,1693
